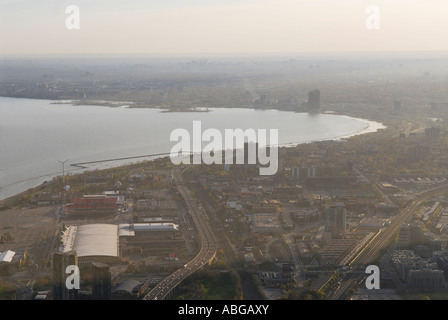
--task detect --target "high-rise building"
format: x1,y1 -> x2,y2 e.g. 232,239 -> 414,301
53,250 -> 78,300
307,167 -> 316,178
411,224 -> 426,247
397,223 -> 427,249
325,204 -> 346,238
243,142 -> 258,165
291,165 -> 317,180
292,167 -> 300,180
425,127 -> 440,143
394,100 -> 402,112
408,145 -> 431,162
92,262 -> 111,300
397,225 -> 411,249
308,89 -> 320,109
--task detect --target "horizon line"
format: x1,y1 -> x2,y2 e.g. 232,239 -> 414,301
1,50 -> 448,60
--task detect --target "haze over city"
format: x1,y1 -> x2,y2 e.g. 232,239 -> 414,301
1,0 -> 448,55
2,0 -> 448,311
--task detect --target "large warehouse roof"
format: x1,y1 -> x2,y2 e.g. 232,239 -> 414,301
72,224 -> 119,258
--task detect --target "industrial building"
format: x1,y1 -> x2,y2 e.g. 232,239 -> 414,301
252,213 -> 281,234
63,194 -> 121,217
119,222 -> 184,256
61,224 -> 120,266
134,223 -> 179,234
117,222 -> 180,238
57,221 -> 185,260
118,224 -> 135,237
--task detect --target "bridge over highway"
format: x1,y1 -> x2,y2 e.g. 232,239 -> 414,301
143,168 -> 217,300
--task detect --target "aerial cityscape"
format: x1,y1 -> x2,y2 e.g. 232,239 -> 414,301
1,0 -> 448,312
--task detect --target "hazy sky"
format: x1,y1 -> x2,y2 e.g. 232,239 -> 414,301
0,0 -> 447,55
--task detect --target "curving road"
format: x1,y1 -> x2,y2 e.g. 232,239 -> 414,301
143,168 -> 217,300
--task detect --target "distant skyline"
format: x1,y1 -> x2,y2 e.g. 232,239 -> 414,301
1,0 -> 447,55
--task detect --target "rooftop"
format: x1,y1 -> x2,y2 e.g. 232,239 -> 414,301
68,224 -> 119,258
115,279 -> 141,294
0,250 -> 15,263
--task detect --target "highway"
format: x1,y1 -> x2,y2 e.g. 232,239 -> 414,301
143,168 -> 217,300
326,184 -> 448,300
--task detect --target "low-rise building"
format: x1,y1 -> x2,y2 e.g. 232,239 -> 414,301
252,213 -> 281,234
319,239 -> 357,266
36,192 -> 62,206
112,279 -> 148,300
63,195 -> 121,217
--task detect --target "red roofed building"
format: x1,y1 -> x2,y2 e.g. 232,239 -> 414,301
63,195 -> 120,217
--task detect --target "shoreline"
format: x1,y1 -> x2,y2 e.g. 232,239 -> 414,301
278,113 -> 386,148
0,97 -> 387,203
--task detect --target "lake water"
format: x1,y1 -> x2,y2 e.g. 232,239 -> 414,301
0,96 -> 384,200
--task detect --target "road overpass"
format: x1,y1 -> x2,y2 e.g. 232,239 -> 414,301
143,168 -> 217,300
